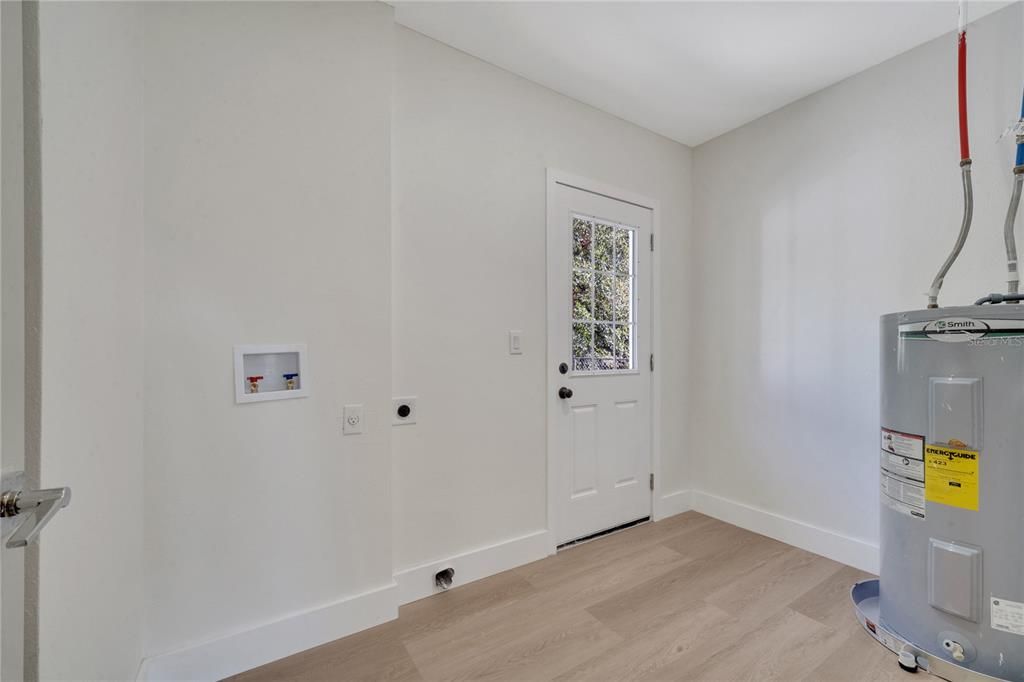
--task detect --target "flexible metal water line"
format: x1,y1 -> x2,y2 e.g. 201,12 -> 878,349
927,1 -> 972,309
1004,171 -> 1023,298
928,164 -> 974,308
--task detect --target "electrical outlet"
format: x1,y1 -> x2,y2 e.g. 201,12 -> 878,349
343,404 -> 364,435
393,397 -> 417,425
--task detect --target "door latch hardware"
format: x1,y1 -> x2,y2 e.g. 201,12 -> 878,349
0,485 -> 71,548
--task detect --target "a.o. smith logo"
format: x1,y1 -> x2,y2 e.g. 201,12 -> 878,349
924,318 -> 988,342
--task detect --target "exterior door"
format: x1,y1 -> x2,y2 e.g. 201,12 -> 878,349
547,178 -> 652,545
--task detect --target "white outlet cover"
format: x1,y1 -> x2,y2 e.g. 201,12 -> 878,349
393,396 -> 417,425
343,404 -> 364,435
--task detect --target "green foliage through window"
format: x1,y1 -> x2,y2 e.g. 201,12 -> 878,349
571,215 -> 635,372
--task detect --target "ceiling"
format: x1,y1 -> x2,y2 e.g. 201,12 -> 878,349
393,1 -> 1010,146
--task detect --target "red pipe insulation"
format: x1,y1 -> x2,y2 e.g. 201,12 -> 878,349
958,31 -> 970,161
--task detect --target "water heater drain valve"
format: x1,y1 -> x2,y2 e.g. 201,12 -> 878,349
944,639 -> 967,663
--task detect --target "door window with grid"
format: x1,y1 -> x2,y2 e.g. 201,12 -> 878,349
571,214 -> 636,372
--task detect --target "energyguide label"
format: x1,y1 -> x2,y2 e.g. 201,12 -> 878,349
925,444 -> 979,511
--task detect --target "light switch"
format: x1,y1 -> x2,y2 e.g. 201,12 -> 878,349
509,330 -> 523,355
343,404 -> 364,435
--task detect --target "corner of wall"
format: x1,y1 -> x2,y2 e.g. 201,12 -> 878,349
655,489 -> 693,521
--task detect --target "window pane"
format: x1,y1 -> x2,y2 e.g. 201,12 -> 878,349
574,356 -> 595,372
573,270 -> 593,321
572,218 -> 592,270
594,323 -> 614,358
614,324 -> 632,359
613,276 -> 631,323
594,222 -> 614,271
594,273 -> 613,321
573,323 -> 592,359
614,228 -> 632,274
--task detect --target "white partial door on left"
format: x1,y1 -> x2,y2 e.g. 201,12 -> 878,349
548,178 -> 652,546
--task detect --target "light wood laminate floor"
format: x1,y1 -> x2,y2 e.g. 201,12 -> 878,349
231,512 -> 900,681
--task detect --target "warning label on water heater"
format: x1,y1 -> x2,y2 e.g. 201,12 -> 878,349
880,428 -> 926,519
925,444 -> 979,511
880,428 -> 925,481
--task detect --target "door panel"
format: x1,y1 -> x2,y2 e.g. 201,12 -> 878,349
548,180 -> 652,545
571,405 -> 598,497
612,400 -> 639,487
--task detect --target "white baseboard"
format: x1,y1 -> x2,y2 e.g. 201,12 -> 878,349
691,490 -> 879,574
138,582 -> 398,682
654,489 -> 693,521
394,529 -> 553,605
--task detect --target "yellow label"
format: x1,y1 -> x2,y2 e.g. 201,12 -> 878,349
925,445 -> 979,511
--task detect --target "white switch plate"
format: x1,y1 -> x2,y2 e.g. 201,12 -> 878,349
509,330 -> 523,355
343,404 -> 364,435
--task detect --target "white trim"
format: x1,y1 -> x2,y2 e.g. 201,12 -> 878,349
394,529 -> 553,606
138,583 -> 398,682
691,490 -> 879,574
655,489 -> 693,520
548,169 -> 659,212
649,189 -> 664,521
545,168 -> 662,547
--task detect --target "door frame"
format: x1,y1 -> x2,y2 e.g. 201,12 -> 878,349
0,1 -> 27,677
545,168 -> 663,551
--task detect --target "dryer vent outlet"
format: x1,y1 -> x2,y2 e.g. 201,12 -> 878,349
435,567 -> 455,591
393,397 -> 417,425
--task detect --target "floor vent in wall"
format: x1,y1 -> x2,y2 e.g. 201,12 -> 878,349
556,517 -> 651,550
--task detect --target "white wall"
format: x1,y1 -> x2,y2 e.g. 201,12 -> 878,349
392,27 -> 693,574
34,3 -> 146,678
690,3 -> 1024,572
32,1 -> 1019,675
141,1 -> 395,674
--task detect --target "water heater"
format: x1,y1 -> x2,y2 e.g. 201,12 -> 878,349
871,307 -> 1024,680
851,2 -> 1024,678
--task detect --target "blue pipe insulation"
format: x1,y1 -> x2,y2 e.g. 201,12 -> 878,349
1017,88 -> 1024,167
